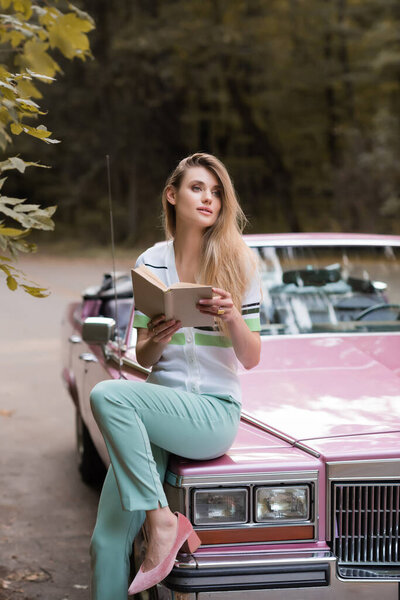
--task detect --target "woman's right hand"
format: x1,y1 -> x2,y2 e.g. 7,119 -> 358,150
147,315 -> 181,344
136,315 -> 181,368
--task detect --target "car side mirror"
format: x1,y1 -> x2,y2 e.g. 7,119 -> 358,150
82,317 -> 116,344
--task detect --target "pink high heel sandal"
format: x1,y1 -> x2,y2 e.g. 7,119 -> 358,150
128,512 -> 201,596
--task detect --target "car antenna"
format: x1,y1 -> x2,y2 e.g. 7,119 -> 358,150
106,154 -> 122,379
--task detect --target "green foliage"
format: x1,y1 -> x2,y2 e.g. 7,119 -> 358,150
0,157 -> 55,294
0,0 -> 94,296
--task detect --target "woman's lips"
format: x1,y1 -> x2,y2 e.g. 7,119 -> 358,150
197,207 -> 213,215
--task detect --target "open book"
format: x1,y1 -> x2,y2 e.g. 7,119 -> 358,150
131,264 -> 214,327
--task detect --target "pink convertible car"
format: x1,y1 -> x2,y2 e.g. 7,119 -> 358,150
62,233 -> 400,599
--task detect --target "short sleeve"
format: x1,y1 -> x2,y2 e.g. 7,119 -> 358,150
132,252 -> 150,329
241,265 -> 262,332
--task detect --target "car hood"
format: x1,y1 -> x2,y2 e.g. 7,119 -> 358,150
239,333 -> 400,442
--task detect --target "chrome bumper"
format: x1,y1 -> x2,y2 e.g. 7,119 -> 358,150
157,551 -> 400,599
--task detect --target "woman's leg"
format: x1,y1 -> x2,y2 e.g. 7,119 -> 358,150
90,380 -> 240,512
90,444 -> 169,600
89,379 -> 240,596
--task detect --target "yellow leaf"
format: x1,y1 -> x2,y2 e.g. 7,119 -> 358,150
16,97 -> 41,112
0,80 -> 16,93
10,30 -> 25,47
68,3 -> 95,27
0,80 -> 17,105
10,122 -> 22,135
0,108 -> 10,124
14,0 -> 32,19
17,78 -> 43,99
14,123 -> 59,144
0,31 -> 24,48
38,6 -> 60,28
48,13 -> 93,60
0,0 -> 12,8
0,226 -> 27,236
0,67 -> 12,80
21,124 -> 52,139
6,274 -> 17,290
21,284 -> 49,297
15,40 -> 61,78
65,11 -> 94,33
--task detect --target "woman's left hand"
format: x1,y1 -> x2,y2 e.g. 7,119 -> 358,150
197,287 -> 239,323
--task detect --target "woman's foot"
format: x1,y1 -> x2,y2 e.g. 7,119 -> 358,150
142,508 -> 178,572
128,512 -> 201,595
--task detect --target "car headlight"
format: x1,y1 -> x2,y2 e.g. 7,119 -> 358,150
192,488 -> 248,525
255,486 -> 310,522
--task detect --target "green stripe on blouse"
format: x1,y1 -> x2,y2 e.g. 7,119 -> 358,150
133,313 -> 150,328
169,332 -> 186,345
245,317 -> 261,332
195,332 -> 233,348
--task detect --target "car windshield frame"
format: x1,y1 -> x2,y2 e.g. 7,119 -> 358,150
249,240 -> 400,336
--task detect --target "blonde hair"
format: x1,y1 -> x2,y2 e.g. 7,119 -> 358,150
161,153 -> 256,335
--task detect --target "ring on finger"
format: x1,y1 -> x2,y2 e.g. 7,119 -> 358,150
217,307 -> 225,315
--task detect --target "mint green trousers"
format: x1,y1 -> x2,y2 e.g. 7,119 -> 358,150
89,379 -> 241,600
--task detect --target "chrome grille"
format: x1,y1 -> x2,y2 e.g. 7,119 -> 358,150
332,482 -> 400,565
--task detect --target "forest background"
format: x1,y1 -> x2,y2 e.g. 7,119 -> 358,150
5,0 -> 400,253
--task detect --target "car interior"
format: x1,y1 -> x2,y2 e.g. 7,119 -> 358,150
255,245 -> 400,335
80,244 -> 400,339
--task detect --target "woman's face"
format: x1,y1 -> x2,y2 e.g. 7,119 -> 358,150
167,166 -> 222,231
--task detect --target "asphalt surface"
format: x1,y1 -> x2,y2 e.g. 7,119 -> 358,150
0,253 -> 133,600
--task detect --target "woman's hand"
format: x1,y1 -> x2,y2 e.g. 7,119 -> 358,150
146,315 -> 181,344
136,315 -> 181,368
197,287 -> 240,323
198,287 -> 260,370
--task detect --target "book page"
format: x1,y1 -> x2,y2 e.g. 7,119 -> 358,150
131,268 -> 166,318
170,282 -> 210,289
134,264 -> 167,290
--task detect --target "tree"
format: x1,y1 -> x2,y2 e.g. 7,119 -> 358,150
0,0 -> 94,295
15,0 -> 400,244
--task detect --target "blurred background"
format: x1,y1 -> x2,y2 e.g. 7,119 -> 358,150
7,0 -> 400,251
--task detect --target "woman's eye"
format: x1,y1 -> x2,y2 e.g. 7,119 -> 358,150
213,190 -> 221,197
192,185 -> 201,192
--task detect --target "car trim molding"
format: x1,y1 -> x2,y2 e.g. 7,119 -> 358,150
165,560 -> 331,593
166,470 -> 319,487
327,459 -> 400,481
241,411 -> 321,458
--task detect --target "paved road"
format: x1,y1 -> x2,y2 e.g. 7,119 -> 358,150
0,253 -> 133,600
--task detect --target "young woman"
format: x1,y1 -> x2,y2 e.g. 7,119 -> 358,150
89,152 -> 261,599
